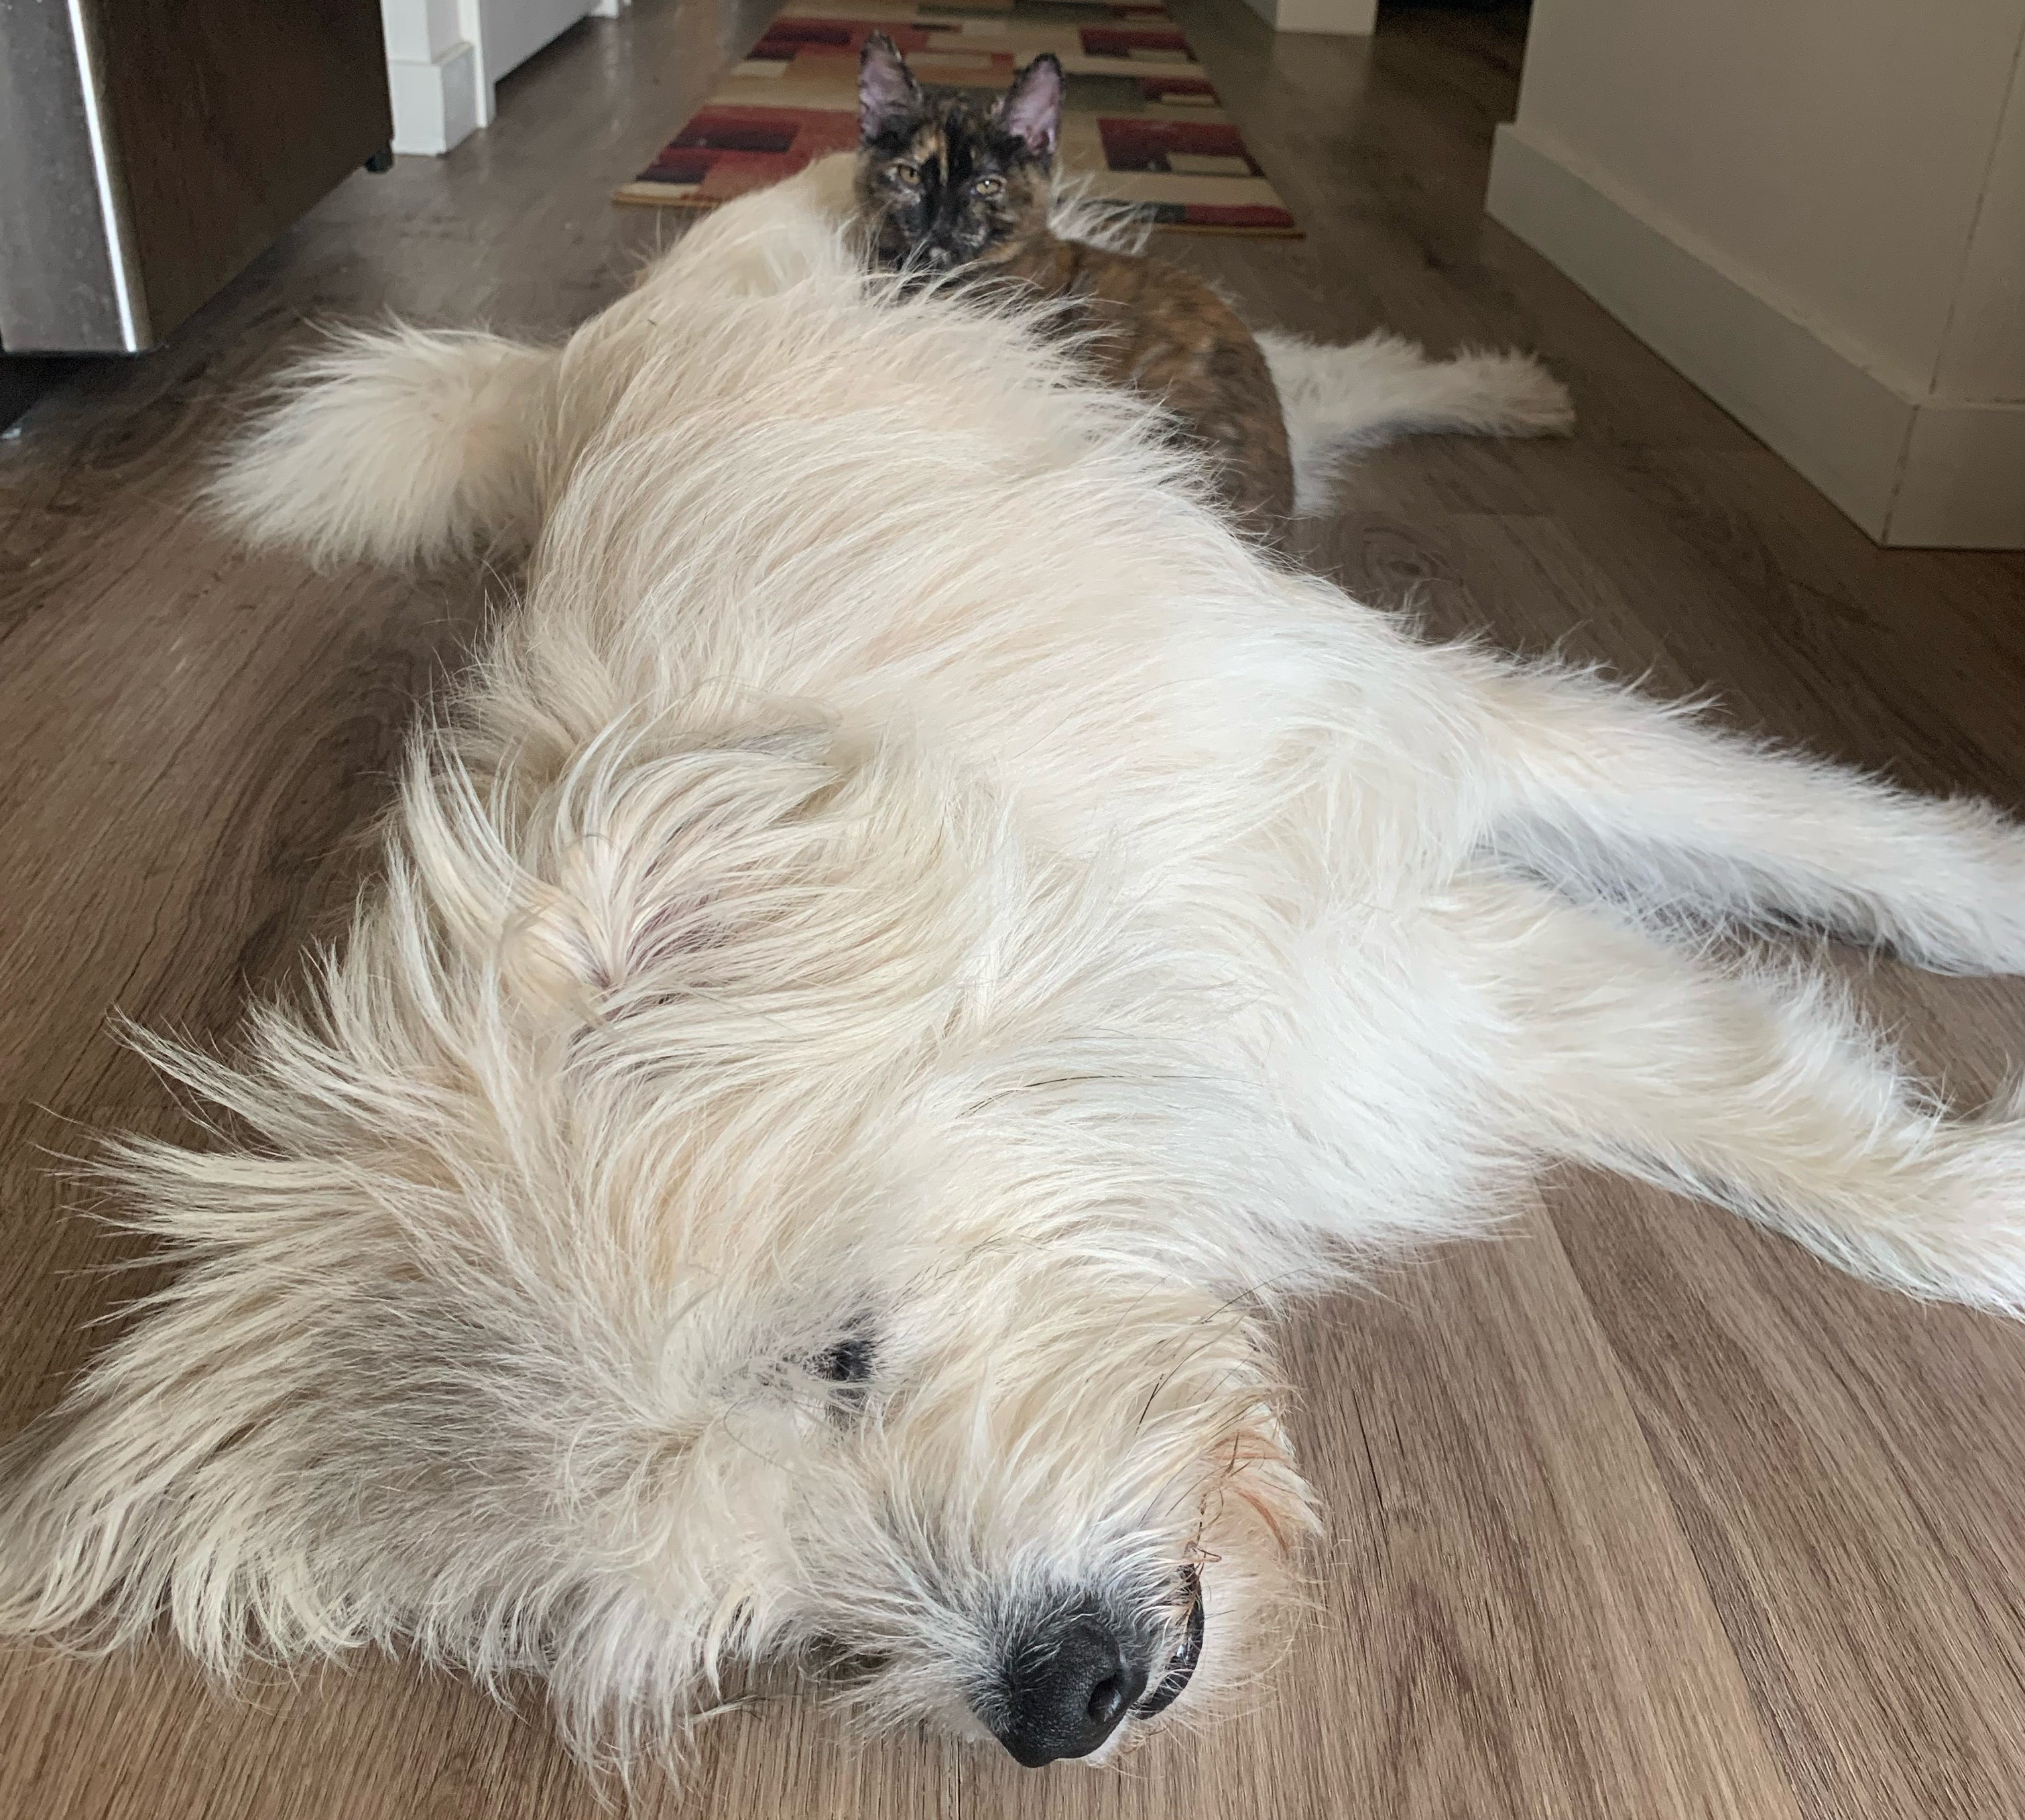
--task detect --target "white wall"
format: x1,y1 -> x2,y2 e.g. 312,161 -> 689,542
1487,0 -> 2025,547
1241,0 -> 1375,38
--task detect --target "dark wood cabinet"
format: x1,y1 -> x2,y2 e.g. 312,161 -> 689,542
0,0 -> 391,353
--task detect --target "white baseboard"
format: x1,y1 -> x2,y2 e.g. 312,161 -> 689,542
1485,123 -> 2025,550
387,38 -> 481,156
1239,0 -> 1376,36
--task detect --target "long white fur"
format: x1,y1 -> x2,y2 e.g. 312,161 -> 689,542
1257,327 -> 1575,514
212,323 -> 566,568
206,160 -> 1570,562
5,156 -> 2024,1786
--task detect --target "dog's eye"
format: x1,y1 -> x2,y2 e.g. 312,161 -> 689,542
972,175 -> 1004,197
810,1330 -> 875,1386
890,162 -> 922,187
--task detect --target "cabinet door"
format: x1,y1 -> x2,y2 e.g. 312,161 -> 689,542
479,0 -> 592,85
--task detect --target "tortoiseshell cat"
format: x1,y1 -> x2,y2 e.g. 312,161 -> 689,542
855,34 -> 1295,540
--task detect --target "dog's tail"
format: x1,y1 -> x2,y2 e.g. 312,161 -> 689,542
207,324 -> 561,569
1258,328 -> 1573,517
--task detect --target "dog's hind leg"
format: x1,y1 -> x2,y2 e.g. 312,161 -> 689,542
1461,661 -> 2025,975
1477,879 -> 2025,1314
208,325 -> 561,568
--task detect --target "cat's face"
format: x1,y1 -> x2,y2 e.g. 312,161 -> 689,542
855,36 -> 1062,275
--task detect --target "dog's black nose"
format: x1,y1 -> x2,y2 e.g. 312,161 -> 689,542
989,1603 -> 1148,1768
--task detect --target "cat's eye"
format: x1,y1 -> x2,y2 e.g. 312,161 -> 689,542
890,162 -> 922,186
973,176 -> 1005,196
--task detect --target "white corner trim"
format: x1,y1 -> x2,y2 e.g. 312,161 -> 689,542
1239,0 -> 1376,36
386,37 -> 483,156
1888,402 -> 2025,548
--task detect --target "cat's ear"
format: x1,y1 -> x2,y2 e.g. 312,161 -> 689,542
859,33 -> 922,143
995,54 -> 1064,160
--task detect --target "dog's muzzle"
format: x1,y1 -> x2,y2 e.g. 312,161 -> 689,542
984,1569 -> 1204,1768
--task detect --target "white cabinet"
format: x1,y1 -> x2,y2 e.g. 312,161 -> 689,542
480,0 -> 590,87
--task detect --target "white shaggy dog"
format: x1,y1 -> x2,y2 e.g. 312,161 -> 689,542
3,157 -> 2023,1784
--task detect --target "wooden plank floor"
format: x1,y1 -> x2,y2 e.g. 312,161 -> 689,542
3,1 -> 2024,1815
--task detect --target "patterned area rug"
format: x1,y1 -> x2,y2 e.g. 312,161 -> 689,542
613,0 -> 1299,235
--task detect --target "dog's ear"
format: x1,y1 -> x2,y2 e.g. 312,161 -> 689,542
994,54 -> 1063,161
859,33 -> 922,143
0,1140 -> 404,1673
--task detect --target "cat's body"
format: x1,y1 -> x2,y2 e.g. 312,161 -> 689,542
855,37 -> 1295,539
985,234 -> 1296,536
